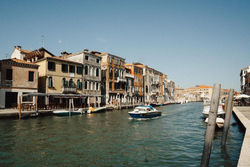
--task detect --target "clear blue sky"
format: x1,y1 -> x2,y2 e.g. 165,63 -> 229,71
1,0 -> 250,91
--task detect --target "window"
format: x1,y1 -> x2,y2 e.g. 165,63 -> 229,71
61,64 -> 68,72
69,65 -> 75,73
77,79 -> 82,89
96,82 -> 99,90
96,59 -> 100,63
85,56 -> 88,60
48,77 -> 53,88
62,78 -> 66,87
85,66 -> 88,75
69,79 -> 74,88
48,61 -> 55,71
6,69 -> 13,80
96,68 -> 99,77
109,68 -> 113,78
28,71 -> 34,82
85,81 -> 88,89
77,66 -> 83,74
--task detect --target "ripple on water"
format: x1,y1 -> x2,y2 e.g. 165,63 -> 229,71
0,103 -> 244,167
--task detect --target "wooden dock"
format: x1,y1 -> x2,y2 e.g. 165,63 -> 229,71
233,107 -> 250,167
0,109 -> 52,119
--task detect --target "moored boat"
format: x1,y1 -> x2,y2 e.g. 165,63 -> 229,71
53,109 -> 82,116
87,107 -> 107,114
128,105 -> 162,119
202,105 -> 225,118
205,117 -> 224,128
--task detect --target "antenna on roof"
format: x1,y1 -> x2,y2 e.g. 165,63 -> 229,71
41,35 -> 45,47
5,53 -> 8,59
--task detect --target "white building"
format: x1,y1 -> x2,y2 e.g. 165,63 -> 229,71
240,66 -> 250,94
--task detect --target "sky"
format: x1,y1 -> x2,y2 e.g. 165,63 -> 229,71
0,0 -> 250,91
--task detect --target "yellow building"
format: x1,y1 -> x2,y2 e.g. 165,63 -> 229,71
35,56 -> 84,108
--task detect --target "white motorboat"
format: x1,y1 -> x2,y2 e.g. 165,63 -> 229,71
53,109 -> 82,116
128,105 -> 162,119
202,105 -> 225,118
205,117 -> 224,128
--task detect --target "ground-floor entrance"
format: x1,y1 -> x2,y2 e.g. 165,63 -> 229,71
5,92 -> 18,108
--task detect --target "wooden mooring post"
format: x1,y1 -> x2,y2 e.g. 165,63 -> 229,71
18,96 -> 22,119
221,89 -> 234,147
201,83 -> 221,167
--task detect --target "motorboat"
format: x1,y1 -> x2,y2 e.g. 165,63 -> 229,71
87,107 -> 107,114
205,117 -> 224,128
202,105 -> 225,118
128,105 -> 162,119
53,109 -> 82,116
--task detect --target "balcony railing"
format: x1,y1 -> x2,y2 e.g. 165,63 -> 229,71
0,80 -> 13,87
62,87 -> 77,93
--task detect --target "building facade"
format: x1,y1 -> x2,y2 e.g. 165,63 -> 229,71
100,52 -> 126,106
240,66 -> 250,95
125,67 -> 135,105
0,58 -> 39,108
35,56 -> 84,108
163,79 -> 175,103
125,63 -> 144,104
63,50 -> 102,107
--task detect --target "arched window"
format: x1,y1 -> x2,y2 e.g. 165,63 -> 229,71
85,81 -> 88,90
96,68 -> 99,77
77,79 -> 82,89
96,82 -> 99,90
62,78 -> 66,87
85,65 -> 88,75
48,76 -> 53,88
69,79 -> 74,88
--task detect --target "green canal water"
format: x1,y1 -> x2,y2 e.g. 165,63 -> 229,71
0,102 -> 244,167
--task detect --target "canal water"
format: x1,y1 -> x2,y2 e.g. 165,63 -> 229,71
0,102 -> 244,167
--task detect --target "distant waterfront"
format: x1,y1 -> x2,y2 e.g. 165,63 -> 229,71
0,103 -> 244,167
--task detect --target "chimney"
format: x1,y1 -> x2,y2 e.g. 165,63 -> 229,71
15,46 -> 22,50
61,51 -> 71,57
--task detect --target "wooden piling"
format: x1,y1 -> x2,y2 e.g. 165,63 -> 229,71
201,83 -> 221,167
35,96 -> 38,114
18,96 -> 22,119
221,89 -> 234,147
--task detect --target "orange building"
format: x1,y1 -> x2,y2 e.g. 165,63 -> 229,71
125,63 -> 144,103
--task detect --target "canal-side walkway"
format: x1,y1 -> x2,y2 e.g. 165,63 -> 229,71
233,107 -> 250,167
0,109 -> 53,118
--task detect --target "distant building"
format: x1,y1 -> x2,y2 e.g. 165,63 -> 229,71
100,52 -> 126,106
174,86 -> 185,103
164,80 -> 175,103
240,66 -> 250,94
0,58 -> 39,108
245,72 -> 250,95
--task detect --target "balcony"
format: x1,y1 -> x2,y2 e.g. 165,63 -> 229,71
117,77 -> 126,82
62,87 -> 77,94
0,80 -> 13,87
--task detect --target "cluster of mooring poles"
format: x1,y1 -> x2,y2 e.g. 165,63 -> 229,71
201,83 -> 234,167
